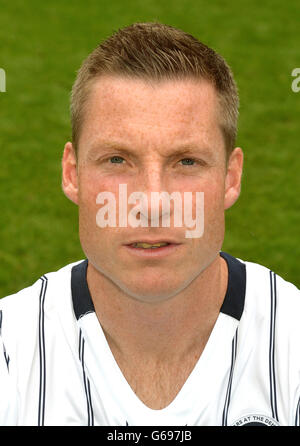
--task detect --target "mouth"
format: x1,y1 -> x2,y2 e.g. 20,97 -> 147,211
123,240 -> 182,257
130,241 -> 171,249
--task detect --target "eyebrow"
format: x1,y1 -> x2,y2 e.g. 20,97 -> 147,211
87,140 -> 214,160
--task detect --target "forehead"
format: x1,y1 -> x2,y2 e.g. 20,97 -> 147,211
78,76 -> 224,155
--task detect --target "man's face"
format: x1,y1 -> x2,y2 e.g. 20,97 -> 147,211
63,76 -> 243,303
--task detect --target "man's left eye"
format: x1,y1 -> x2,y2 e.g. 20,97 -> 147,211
180,158 -> 195,166
109,156 -> 125,163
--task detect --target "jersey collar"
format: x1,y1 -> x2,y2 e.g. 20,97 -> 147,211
219,251 -> 246,321
71,251 -> 246,322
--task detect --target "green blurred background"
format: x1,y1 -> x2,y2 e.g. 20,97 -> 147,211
0,0 -> 299,297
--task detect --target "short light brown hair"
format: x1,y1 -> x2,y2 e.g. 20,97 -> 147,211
71,22 -> 239,157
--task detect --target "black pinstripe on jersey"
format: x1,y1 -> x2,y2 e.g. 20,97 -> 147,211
0,310 -> 9,371
295,395 -> 300,426
222,329 -> 238,426
38,275 -> 48,426
79,328 -> 94,425
269,271 -> 279,422
3,346 -> 9,371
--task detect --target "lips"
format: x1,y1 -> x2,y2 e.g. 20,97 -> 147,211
131,241 -> 169,249
123,240 -> 182,257
125,239 -> 181,249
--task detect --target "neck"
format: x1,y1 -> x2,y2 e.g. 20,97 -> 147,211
87,253 -> 228,361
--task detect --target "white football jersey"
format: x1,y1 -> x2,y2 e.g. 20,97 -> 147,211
0,252 -> 299,426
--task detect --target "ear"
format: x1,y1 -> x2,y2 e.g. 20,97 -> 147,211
62,142 -> 79,205
224,147 -> 244,210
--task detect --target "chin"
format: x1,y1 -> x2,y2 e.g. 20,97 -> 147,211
125,290 -> 178,304
117,276 -> 187,304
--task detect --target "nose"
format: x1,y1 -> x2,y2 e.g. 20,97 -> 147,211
131,166 -> 174,228
143,165 -> 165,193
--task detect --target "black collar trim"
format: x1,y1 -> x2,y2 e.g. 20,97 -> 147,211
71,252 -> 246,322
71,259 -> 94,320
219,251 -> 246,321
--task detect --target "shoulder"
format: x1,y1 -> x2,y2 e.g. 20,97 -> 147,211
242,257 -> 299,303
0,260 -> 84,342
0,260 -> 84,310
238,257 -> 300,339
221,252 -> 299,322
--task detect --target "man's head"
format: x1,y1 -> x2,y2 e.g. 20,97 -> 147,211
62,23 -> 243,303
71,22 -> 239,159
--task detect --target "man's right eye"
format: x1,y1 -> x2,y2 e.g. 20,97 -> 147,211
109,156 -> 125,164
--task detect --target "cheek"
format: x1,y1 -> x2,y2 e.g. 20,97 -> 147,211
203,179 -> 226,241
78,170 -> 120,210
183,174 -> 225,218
77,171 -> 134,252
204,182 -> 225,215
77,173 -> 119,259
187,175 -> 225,249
